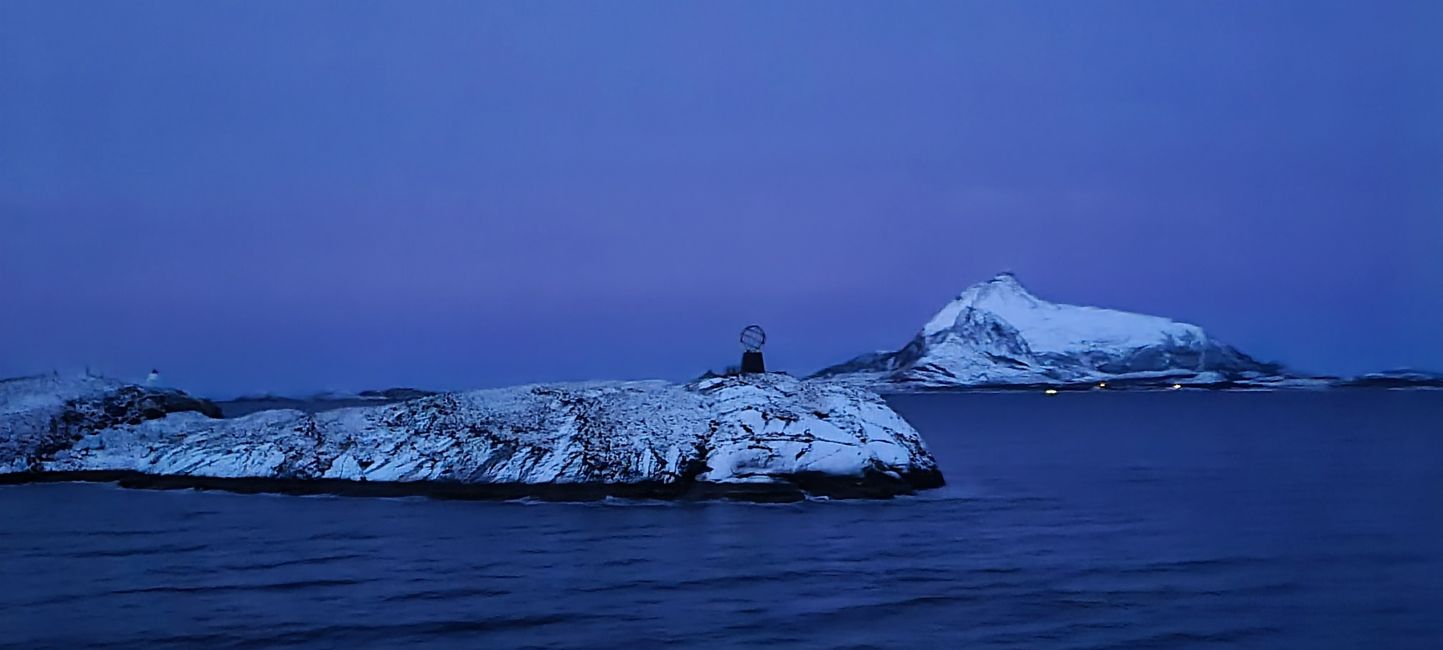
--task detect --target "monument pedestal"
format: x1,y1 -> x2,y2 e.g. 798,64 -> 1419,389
741,351 -> 766,374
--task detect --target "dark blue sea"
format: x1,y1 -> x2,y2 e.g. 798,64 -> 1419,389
2,391 -> 1440,649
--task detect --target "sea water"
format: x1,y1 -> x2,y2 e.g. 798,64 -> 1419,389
1,390 -> 1439,648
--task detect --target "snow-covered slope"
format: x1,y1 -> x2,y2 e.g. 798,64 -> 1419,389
0,374 -> 942,501
813,273 -> 1285,389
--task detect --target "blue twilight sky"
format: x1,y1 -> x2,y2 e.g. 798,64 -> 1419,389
2,1 -> 1440,396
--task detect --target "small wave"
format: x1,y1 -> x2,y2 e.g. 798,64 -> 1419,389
108,578 -> 367,595
380,586 -> 513,602
1101,626 -> 1282,648
49,543 -> 211,559
216,553 -> 371,572
1113,555 -> 1278,575
301,531 -> 384,542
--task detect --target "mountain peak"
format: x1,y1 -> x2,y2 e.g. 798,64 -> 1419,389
923,271 -> 1040,336
978,271 -> 1033,296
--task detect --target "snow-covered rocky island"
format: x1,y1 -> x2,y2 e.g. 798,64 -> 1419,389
814,272 -> 1298,391
0,373 -> 943,502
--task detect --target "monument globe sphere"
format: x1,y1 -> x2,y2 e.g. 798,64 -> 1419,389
740,325 -> 766,352
738,325 -> 767,374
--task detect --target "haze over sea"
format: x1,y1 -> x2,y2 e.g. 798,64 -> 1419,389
2,390 -> 1438,649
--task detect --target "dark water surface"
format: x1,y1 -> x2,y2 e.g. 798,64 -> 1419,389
2,391 -> 1440,649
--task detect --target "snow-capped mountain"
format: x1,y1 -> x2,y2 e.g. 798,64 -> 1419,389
813,273 -> 1286,389
0,373 -> 942,501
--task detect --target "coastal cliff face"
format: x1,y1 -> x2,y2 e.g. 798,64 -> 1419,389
813,273 -> 1287,390
0,374 -> 942,501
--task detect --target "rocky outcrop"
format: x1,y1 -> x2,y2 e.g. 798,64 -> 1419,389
0,374 -> 220,473
0,373 -> 942,501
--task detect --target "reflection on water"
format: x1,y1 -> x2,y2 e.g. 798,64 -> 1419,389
1,391 -> 1439,648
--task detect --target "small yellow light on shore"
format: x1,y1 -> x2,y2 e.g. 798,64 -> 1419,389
1044,388 -> 1059,395
1171,384 -> 1183,390
1097,382 -> 1107,389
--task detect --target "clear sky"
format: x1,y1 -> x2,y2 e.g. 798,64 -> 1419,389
2,1 -> 1440,396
